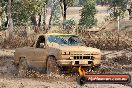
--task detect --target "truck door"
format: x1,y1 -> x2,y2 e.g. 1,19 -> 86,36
34,35 -> 47,60
29,35 -> 47,67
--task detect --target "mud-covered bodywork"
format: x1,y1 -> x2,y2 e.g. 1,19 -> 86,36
14,33 -> 101,69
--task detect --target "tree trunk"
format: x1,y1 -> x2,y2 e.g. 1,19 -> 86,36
60,0 -> 67,22
38,14 -> 41,27
31,14 -> 41,33
63,0 -> 67,21
59,0 -> 67,29
0,2 -> 2,30
0,17 -> 1,30
40,3 -> 47,31
60,0 -> 64,19
48,0 -> 55,31
7,0 -> 13,30
48,9 -> 53,30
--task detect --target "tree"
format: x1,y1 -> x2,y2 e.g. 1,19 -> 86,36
51,0 -> 61,25
40,0 -> 47,31
108,0 -> 127,20
48,0 -> 61,30
0,1 -> 2,29
60,0 -> 74,22
79,0 -> 85,6
79,0 -> 97,29
1,0 -> 8,29
7,0 -> 13,30
13,0 -> 43,25
96,0 -> 112,5
12,0 -> 46,33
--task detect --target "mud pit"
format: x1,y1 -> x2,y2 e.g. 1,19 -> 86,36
0,49 -> 132,88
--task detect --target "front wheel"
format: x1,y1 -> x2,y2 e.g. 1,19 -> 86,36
46,56 -> 60,75
17,59 -> 28,77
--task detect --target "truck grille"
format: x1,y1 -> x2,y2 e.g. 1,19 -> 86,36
74,56 -> 94,60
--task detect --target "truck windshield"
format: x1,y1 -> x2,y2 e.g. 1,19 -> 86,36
47,35 -> 81,46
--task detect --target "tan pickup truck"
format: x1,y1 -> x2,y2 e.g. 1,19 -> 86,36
14,33 -> 101,76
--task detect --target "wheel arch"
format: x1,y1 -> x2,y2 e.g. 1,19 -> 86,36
46,55 -> 56,64
19,57 -> 26,61
46,55 -> 60,74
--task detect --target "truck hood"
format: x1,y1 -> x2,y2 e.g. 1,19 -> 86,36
51,46 -> 100,53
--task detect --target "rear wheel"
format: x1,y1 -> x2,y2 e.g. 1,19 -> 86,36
46,56 -> 60,75
17,59 -> 28,77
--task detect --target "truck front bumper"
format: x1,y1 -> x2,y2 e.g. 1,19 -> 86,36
57,60 -> 101,66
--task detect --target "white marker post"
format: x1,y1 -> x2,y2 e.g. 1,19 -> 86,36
118,16 -> 120,33
117,16 -> 120,51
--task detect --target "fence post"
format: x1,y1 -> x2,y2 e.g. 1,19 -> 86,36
117,16 -> 120,51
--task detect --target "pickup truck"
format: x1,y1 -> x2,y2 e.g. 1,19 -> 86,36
14,33 -> 101,76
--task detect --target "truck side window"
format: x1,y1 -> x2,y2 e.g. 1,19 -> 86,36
36,35 -> 45,48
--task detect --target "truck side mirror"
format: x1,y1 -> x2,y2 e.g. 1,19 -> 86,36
40,43 -> 45,48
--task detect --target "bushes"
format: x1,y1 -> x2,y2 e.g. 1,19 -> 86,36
82,31 -> 132,50
63,19 -> 76,30
0,30 -> 35,49
0,28 -> 132,50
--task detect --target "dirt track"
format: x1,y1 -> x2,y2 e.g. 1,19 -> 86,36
0,49 -> 131,88
0,77 -> 130,88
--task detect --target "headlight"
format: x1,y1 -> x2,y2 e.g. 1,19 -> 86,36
62,52 -> 66,55
62,52 -> 70,55
92,51 -> 100,55
69,56 -> 74,59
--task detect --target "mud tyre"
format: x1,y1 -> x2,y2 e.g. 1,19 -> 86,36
17,59 -> 28,77
46,56 -> 60,75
